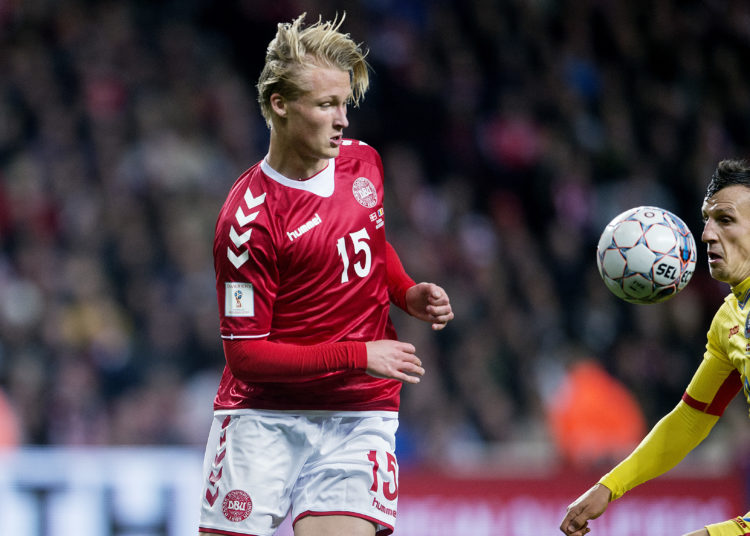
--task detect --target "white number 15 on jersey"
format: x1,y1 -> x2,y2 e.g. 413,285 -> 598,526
336,228 -> 371,283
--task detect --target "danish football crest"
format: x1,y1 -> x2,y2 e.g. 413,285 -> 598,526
353,177 -> 377,208
222,489 -> 252,522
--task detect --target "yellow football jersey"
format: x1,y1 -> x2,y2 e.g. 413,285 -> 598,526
599,277 -> 750,501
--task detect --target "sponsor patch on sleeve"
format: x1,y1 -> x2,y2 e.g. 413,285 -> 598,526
225,282 -> 254,317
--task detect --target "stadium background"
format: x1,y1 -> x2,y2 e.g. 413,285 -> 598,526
1,0 -> 749,534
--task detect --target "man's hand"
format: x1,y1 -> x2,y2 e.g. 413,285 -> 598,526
560,483 -> 612,536
365,340 -> 424,383
405,282 -> 454,330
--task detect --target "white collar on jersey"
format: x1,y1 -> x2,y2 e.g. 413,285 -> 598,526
260,157 -> 335,197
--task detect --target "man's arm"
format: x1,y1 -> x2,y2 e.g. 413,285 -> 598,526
599,400 -> 720,499
561,400 -> 720,535
385,240 -> 416,311
386,241 -> 454,330
561,304 -> 741,535
223,338 -> 425,384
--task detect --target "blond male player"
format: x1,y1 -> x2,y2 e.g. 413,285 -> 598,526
198,14 -> 453,536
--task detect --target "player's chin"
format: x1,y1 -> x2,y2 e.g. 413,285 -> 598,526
707,265 -> 728,282
325,142 -> 341,156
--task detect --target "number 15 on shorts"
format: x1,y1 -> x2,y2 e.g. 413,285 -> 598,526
368,450 -> 398,500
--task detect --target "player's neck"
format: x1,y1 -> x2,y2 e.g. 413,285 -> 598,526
266,141 -> 327,181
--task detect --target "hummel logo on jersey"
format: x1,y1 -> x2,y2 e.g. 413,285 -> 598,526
287,213 -> 322,242
227,188 -> 266,269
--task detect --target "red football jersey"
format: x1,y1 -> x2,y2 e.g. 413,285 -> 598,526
212,140 -> 402,411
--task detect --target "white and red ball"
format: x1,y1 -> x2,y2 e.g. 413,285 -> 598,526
596,206 -> 697,304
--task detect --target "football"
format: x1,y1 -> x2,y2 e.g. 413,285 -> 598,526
596,206 -> 697,304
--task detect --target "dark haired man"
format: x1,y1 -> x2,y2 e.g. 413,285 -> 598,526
561,159 -> 750,536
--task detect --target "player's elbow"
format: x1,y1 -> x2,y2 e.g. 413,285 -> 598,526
223,338 -> 260,381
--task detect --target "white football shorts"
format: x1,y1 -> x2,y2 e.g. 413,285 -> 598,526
198,409 -> 400,536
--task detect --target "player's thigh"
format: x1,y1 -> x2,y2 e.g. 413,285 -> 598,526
198,412 -> 307,535
294,514 -> 377,536
290,414 -> 399,534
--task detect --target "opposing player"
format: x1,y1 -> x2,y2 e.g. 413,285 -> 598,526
560,159 -> 750,536
198,13 -> 454,536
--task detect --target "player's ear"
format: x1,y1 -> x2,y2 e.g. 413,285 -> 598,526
270,93 -> 287,119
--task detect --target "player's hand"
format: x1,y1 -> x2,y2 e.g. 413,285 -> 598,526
365,340 -> 424,384
560,483 -> 611,536
405,282 -> 454,330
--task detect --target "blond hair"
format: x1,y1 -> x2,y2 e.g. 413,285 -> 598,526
256,13 -> 370,127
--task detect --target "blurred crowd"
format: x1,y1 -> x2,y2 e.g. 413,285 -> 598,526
1,0 -> 750,470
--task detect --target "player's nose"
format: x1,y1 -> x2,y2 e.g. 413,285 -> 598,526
333,104 -> 348,128
701,220 -> 717,243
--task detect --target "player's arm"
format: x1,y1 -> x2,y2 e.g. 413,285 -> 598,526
600,342 -> 741,499
562,400 -> 720,536
599,399 -> 720,498
561,333 -> 740,536
385,240 -> 416,310
223,338 -> 424,384
386,241 -> 454,330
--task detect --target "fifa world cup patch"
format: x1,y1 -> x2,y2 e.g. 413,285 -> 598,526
225,282 -> 254,317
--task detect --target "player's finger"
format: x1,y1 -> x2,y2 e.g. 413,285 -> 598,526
429,290 -> 449,304
397,342 -> 416,354
399,353 -> 424,372
559,511 -> 577,534
427,304 -> 452,316
431,313 -> 454,330
560,512 -> 588,536
404,367 -> 425,378
434,310 -> 454,322
567,525 -> 589,536
399,370 -> 422,384
427,306 -> 454,325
